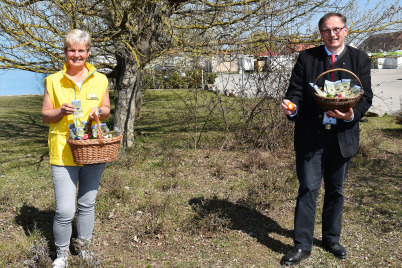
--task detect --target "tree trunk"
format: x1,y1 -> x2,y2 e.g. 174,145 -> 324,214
113,53 -> 143,148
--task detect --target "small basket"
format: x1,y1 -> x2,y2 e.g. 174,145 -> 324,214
313,68 -> 364,112
67,114 -> 122,165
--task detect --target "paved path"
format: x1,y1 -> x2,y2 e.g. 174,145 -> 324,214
370,69 -> 402,116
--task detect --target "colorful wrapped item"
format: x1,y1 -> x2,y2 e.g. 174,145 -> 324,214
311,68 -> 364,112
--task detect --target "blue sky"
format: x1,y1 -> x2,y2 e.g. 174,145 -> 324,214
301,0 -> 400,46
0,69 -> 47,96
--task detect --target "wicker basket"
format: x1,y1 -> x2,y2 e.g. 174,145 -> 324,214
313,68 -> 364,112
67,114 -> 122,164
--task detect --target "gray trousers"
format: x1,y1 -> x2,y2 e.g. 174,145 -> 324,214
52,163 -> 105,258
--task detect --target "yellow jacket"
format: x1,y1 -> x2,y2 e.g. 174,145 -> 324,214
45,62 -> 108,166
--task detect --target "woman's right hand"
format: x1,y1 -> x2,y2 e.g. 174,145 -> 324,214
60,103 -> 75,116
42,88 -> 74,123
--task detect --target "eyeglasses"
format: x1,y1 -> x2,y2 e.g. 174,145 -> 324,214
320,26 -> 346,35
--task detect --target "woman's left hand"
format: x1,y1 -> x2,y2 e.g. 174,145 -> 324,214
89,107 -> 101,120
89,88 -> 110,121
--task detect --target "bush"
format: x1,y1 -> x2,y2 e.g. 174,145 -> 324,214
143,68 -> 218,89
396,109 -> 402,125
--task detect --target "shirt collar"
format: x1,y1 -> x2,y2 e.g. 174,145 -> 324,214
324,45 -> 345,56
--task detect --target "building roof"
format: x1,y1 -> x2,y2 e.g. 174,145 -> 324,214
359,31 -> 402,52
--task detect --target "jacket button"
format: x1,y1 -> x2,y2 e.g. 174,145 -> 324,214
319,114 -> 323,119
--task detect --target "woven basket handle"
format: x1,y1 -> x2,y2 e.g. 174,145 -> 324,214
314,68 -> 363,88
88,113 -> 104,145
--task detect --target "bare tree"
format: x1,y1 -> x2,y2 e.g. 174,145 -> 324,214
0,0 -> 399,147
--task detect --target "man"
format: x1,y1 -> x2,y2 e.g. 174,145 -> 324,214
281,13 -> 372,265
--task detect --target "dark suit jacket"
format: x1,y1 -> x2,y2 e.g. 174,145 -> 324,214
285,45 -> 373,159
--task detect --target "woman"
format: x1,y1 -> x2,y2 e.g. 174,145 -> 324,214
42,29 -> 110,268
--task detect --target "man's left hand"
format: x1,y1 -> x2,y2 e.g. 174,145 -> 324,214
326,108 -> 354,121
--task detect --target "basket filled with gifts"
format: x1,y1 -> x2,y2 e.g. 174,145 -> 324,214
67,114 -> 122,164
311,68 -> 364,112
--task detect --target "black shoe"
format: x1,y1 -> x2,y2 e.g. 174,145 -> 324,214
322,242 -> 347,259
282,248 -> 311,266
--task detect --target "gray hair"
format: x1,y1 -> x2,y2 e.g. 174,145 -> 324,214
318,13 -> 347,30
64,29 -> 91,50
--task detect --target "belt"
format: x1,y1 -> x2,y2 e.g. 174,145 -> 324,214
322,124 -> 337,130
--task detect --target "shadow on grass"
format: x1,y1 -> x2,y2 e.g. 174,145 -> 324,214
381,128 -> 402,139
189,196 -> 320,255
15,203 -> 56,257
0,111 -> 48,139
15,203 -> 92,259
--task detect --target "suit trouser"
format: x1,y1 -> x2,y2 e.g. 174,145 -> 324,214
293,129 -> 351,251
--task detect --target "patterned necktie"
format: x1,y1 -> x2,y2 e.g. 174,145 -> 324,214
330,54 -> 336,81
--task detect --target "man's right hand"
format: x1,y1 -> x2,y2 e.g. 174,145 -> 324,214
281,99 -> 297,116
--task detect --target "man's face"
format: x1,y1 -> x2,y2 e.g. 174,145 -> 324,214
320,16 -> 348,53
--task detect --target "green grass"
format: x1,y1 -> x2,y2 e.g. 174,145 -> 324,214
0,90 -> 401,267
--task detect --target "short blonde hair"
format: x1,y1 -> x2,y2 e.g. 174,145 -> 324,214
64,29 -> 91,50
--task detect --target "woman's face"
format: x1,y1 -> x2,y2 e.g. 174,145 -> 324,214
64,42 -> 90,69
